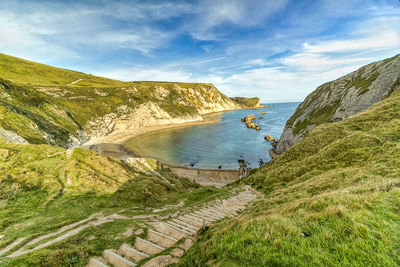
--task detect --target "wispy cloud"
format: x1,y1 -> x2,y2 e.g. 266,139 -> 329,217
96,67 -> 193,83
0,0 -> 399,102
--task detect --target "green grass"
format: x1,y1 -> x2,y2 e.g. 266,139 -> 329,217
0,53 -> 234,147
0,138 -> 234,266
230,97 -> 260,107
179,87 -> 400,266
286,55 -> 400,135
293,100 -> 340,134
347,71 -> 379,96
0,53 -> 125,87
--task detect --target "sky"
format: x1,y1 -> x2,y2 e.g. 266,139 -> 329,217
0,0 -> 399,102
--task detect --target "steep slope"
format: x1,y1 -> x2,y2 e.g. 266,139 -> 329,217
230,97 -> 261,108
179,75 -> 400,266
276,54 -> 400,153
0,136 -> 237,266
0,53 -> 241,147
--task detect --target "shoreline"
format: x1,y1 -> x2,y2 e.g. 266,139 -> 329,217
83,105 -> 267,171
82,105 -> 267,153
84,105 -> 269,187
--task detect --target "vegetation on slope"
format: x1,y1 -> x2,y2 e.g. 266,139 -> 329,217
230,97 -> 261,108
0,138 -> 233,266
286,54 -> 400,135
180,88 -> 400,266
0,53 -> 235,147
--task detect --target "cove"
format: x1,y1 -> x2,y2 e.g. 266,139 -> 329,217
124,102 -> 299,169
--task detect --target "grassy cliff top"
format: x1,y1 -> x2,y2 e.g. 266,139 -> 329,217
0,138 -> 233,266
0,53 -> 216,89
180,85 -> 400,265
286,54 -> 400,135
230,97 -> 261,108
0,53 -> 235,146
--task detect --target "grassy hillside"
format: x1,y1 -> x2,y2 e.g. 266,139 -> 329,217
0,53 -> 127,88
230,97 -> 261,108
0,138 -> 233,266
0,53 -> 235,147
179,87 -> 400,265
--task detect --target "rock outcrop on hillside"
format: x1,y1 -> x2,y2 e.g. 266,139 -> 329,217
276,54 -> 400,154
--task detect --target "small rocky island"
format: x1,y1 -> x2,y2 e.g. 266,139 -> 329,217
241,114 -> 260,130
264,135 -> 275,141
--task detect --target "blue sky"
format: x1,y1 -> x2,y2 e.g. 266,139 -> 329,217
0,0 -> 399,102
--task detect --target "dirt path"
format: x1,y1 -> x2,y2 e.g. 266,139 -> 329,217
5,214 -> 159,259
67,79 -> 83,86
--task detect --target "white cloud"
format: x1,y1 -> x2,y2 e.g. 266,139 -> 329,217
187,0 -> 289,40
246,58 -> 268,66
303,29 -> 400,54
96,67 -> 193,83
0,0 -> 180,63
281,53 -> 373,72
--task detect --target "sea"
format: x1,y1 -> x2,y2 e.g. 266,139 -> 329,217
124,102 -> 299,170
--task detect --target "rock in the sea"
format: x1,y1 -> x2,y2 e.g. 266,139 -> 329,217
271,141 -> 278,147
258,116 -> 263,119
241,115 -> 260,130
264,135 -> 275,141
261,111 -> 266,115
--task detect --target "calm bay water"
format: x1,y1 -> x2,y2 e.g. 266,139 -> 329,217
124,102 -> 299,169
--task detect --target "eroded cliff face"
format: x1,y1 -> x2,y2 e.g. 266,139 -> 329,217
276,54 -> 400,154
83,83 -> 238,142
0,71 -> 240,147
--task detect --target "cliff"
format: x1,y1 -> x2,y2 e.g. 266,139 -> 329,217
181,70 -> 400,266
0,53 -> 240,147
230,97 -> 261,108
276,54 -> 400,154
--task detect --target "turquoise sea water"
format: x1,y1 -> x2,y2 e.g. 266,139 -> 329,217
124,102 -> 299,169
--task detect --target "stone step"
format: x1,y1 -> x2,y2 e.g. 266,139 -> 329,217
235,195 -> 255,201
199,209 -> 226,219
209,206 -> 235,216
146,229 -> 178,248
214,204 -> 238,213
103,250 -> 136,267
193,211 -> 221,221
237,198 -> 254,202
87,258 -> 109,267
183,214 -> 211,224
159,222 -> 194,236
177,216 -> 205,228
148,221 -> 190,240
236,197 -> 253,202
243,197 -> 255,200
186,213 -> 215,223
134,237 -> 165,255
227,197 -> 248,203
171,218 -> 200,230
142,255 -> 179,267
119,244 -> 149,263
193,209 -> 220,218
222,201 -> 246,209
164,221 -> 197,234
202,207 -> 231,217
